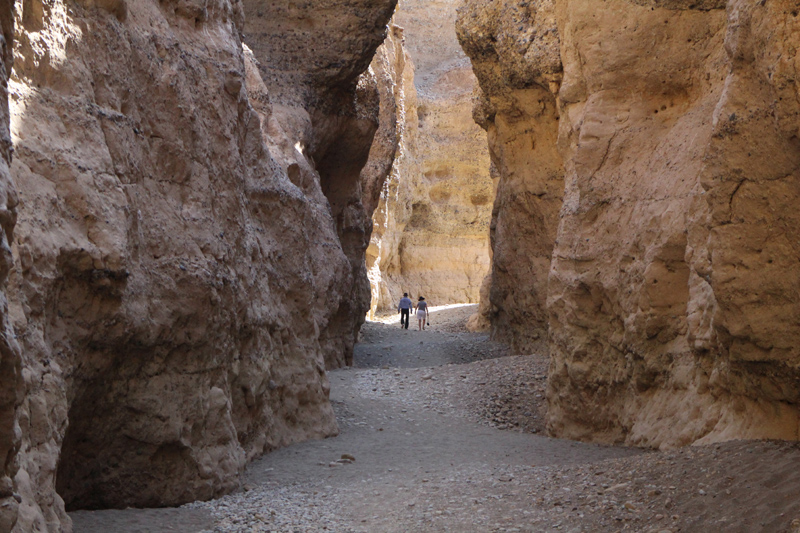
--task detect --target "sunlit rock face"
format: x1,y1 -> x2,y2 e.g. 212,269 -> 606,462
459,0 -> 800,447
367,0 -> 493,316
7,0 -> 395,530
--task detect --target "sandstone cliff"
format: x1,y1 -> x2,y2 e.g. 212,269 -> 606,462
368,0 -> 494,314
458,0 -> 800,447
240,0 -> 398,369
457,0 -> 564,352
364,24 -> 419,318
6,0 -> 396,530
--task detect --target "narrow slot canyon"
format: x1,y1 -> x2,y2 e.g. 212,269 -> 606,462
1,0 -> 799,532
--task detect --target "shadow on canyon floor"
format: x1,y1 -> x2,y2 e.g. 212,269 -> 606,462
71,305 -> 800,532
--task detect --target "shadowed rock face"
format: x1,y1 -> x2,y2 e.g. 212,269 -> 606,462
459,0 -> 800,447
0,1 -> 22,531
243,0 -> 398,369
8,0 -> 395,530
457,0 -> 564,353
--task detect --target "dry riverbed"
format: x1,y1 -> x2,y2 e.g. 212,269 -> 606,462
71,305 -> 800,532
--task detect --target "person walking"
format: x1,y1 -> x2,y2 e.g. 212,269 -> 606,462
397,292 -> 413,329
414,296 -> 429,331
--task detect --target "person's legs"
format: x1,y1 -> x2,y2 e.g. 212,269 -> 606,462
401,309 -> 409,329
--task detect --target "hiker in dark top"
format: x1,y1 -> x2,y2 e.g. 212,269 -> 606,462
397,292 -> 413,330
414,296 -> 429,331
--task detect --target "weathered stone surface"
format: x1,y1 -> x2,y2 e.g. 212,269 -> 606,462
548,0 -> 800,448
459,0 -> 800,447
545,0 -> 729,447
0,2 -> 22,531
363,24 -> 418,318
242,0 -> 397,368
457,0 -> 564,352
368,0 -> 493,314
8,0 -> 395,530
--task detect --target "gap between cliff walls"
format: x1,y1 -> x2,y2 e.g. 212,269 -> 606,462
365,0 -> 495,319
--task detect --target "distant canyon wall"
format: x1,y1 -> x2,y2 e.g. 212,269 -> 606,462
368,0 -> 494,315
458,0 -> 800,447
4,0 -> 398,531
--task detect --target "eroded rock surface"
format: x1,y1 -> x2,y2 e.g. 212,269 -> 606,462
241,0 -> 398,369
457,0 -> 564,352
7,0 -> 395,530
368,0 -> 494,314
0,1 -> 21,531
459,0 -> 800,447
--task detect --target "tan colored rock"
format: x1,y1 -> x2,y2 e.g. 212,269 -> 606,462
368,0 -> 493,315
361,24 -> 407,220
364,24 -> 418,318
457,0 -> 564,352
242,0 -> 398,368
459,0 -> 800,447
466,271 -> 491,332
547,0 -> 800,448
8,0 -> 395,530
366,30 -> 420,319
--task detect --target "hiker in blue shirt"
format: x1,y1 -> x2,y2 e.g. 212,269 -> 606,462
397,293 -> 413,330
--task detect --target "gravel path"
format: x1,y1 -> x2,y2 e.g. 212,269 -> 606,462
71,305 -> 800,532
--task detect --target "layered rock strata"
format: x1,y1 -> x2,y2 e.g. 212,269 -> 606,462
368,0 -> 494,314
7,0 -> 395,530
459,0 -> 800,447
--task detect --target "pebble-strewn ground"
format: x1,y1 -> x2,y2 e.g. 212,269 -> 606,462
72,305 -> 800,533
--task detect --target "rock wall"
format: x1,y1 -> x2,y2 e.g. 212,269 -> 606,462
458,0 -> 800,447
7,0 -> 395,530
368,0 -> 494,314
0,1 -> 22,531
241,0 -> 398,369
457,0 -> 564,352
364,24 -> 419,318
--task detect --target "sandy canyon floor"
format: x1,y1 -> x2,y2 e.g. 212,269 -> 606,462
71,305 -> 800,532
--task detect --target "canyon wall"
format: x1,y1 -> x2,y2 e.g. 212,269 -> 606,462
241,0 -> 399,367
457,0 -> 564,352
0,1 -> 21,531
368,0 -> 494,314
459,0 -> 800,447
6,0 -> 396,530
364,25 -> 420,318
